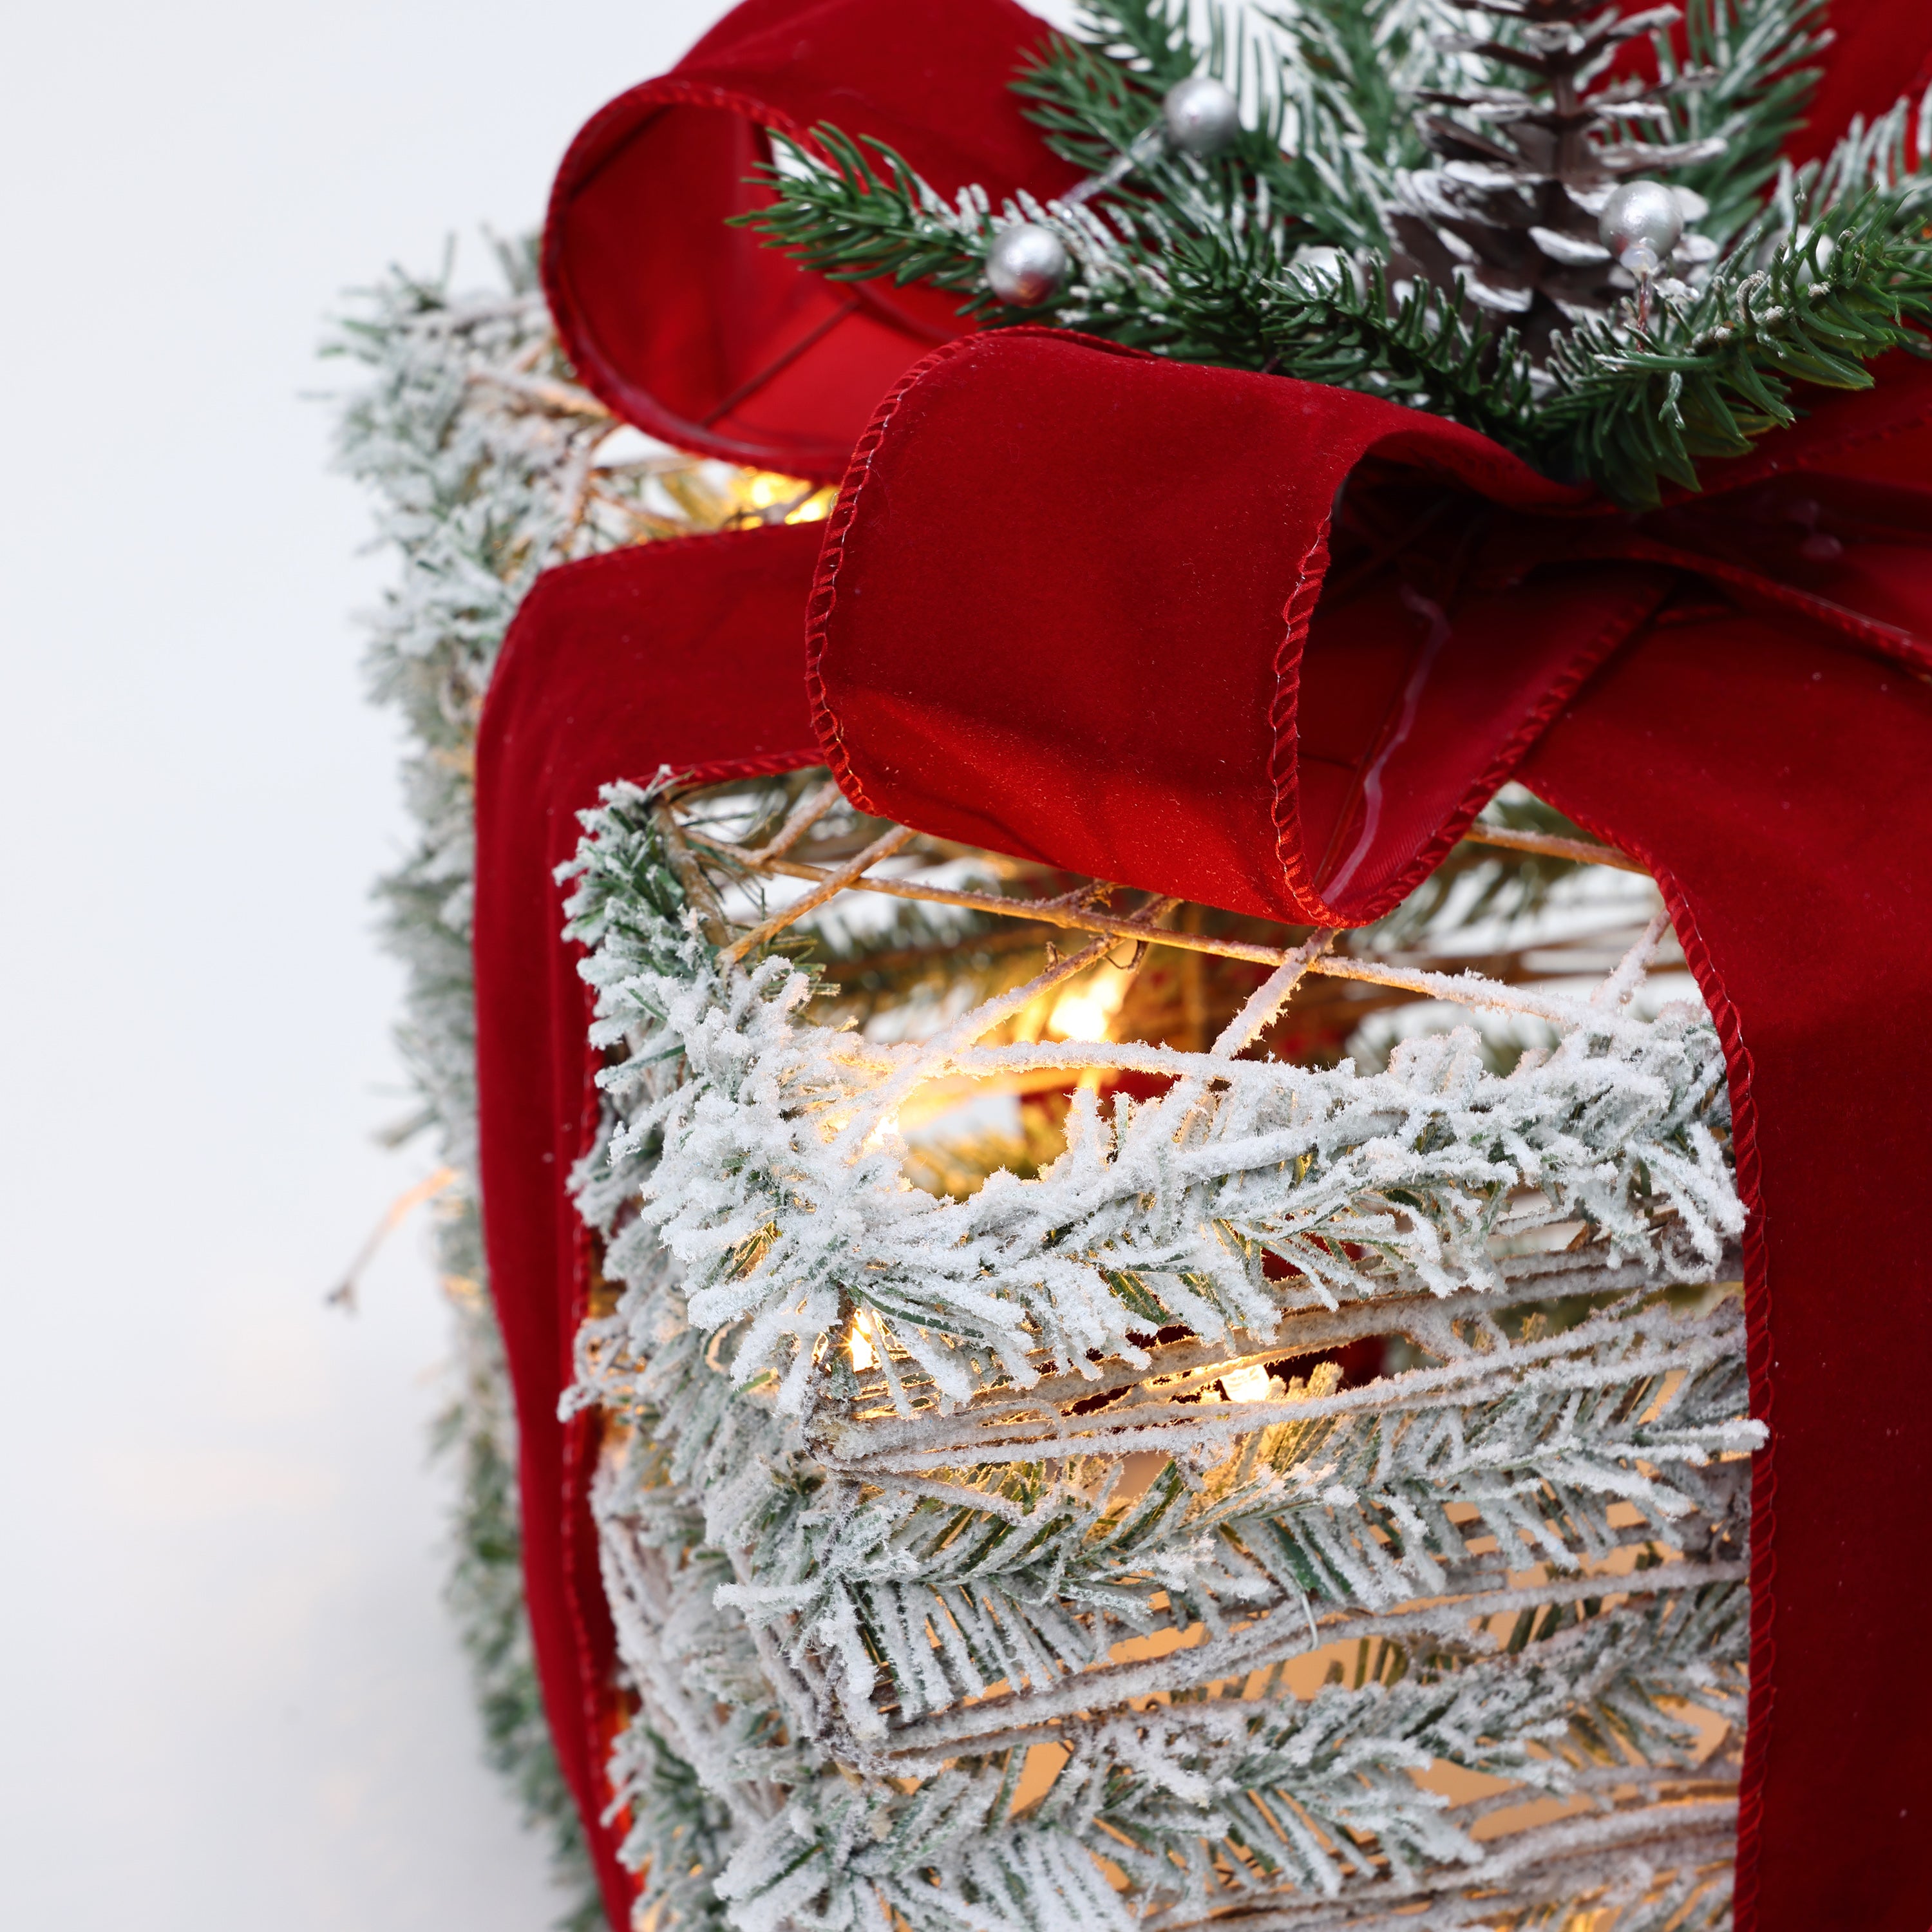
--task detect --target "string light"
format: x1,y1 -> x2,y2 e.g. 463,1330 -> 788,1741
735,473 -> 837,524
848,1308 -> 878,1372
1046,971 -> 1128,1041
1220,1362 -> 1275,1403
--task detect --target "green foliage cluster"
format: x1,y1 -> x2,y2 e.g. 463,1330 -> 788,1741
743,0 -> 1932,507
1542,171 -> 1932,499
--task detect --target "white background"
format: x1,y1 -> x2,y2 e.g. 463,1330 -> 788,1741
0,1 -> 1059,1925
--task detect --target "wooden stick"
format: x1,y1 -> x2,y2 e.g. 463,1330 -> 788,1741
1463,820 -> 1649,874
683,822 -> 1306,963
1141,1804 -> 1738,1932
1309,954 -> 1631,1028
835,1327 -> 1728,1472
873,1560 -> 1748,1761
817,1247 -> 1734,1451
758,779 -> 845,860
465,366 -> 611,419
695,813 -> 1644,887
719,824 -> 916,963
651,799 -> 730,947
685,816 -> 1651,1025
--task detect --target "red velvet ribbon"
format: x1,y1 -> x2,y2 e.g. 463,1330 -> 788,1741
482,4 -> 1932,1926
542,0 -> 1079,478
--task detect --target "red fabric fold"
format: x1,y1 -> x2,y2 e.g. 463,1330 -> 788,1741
1520,617 -> 1932,1932
808,328 -> 1653,927
542,0 -> 1079,480
474,524 -> 821,1928
809,328 -> 1932,925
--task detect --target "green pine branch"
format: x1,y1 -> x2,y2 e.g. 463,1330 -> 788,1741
740,1 -> 1932,507
1260,0 -> 1452,177
1014,1 -> 1447,256
1012,5 -> 1315,238
743,129 -> 1005,307
1659,0 -> 1832,249
740,131 -> 1536,443
1537,190 -> 1932,506
1256,260 -> 1538,447
1049,0 -> 1202,86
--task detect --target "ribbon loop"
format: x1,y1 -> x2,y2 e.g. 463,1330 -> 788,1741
542,0 -> 1079,479
808,328 -> 1673,927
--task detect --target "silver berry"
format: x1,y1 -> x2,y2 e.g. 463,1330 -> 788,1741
1162,75 -> 1241,156
985,222 -> 1069,307
1598,180 -> 1685,276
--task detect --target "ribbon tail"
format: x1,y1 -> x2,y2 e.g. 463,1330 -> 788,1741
1525,612 -> 1932,1932
473,524 -> 822,1920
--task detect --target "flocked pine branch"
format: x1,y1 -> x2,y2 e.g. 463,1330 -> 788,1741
561,776 -> 1757,1932
1651,0 -> 1833,249
562,786 -> 1736,1426
1262,0 -> 1460,183
708,1576 -> 1745,1929
326,246 -> 836,1927
1012,1 -> 1410,259
329,251 -> 606,1920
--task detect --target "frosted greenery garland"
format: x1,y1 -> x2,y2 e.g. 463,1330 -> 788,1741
616,932 -> 1738,1423
327,245 -> 827,1922
330,249 -> 598,1911
563,781 -> 1758,1932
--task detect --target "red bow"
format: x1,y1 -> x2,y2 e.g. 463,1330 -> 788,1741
478,5 -> 1932,1927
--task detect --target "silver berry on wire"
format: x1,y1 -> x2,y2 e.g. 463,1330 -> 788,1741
985,222 -> 1069,306
1598,180 -> 1685,278
1055,73 -> 1240,213
1162,75 -> 1240,157
1599,180 -> 1685,329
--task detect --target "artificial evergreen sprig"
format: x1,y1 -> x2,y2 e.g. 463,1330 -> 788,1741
747,127 -> 1540,446
1533,80 -> 1932,500
1011,1 -> 1406,259
1657,0 -> 1833,247
1262,0 -> 1452,189
1537,193 -> 1932,502
750,127 -> 1018,314
739,0 -> 1932,506
1247,256 -> 1540,446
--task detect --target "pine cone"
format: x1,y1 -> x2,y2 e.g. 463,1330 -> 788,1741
1388,1 -> 1721,359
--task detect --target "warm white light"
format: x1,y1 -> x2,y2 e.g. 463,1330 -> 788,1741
739,475 -> 833,524
1048,992 -> 1112,1039
1048,972 -> 1129,1041
1220,1363 -> 1274,1403
848,1310 -> 878,1372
